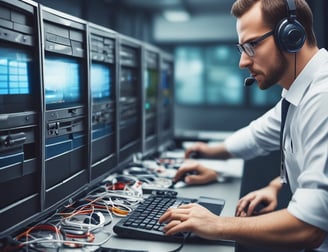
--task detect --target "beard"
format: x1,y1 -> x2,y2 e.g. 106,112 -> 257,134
259,50 -> 288,90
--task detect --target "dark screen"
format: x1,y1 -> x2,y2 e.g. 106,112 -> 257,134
161,70 -> 171,108
144,68 -> 158,114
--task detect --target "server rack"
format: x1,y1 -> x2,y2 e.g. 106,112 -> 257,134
88,23 -> 118,185
40,6 -> 89,209
158,51 -> 175,152
142,44 -> 160,157
117,34 -> 143,167
0,0 -> 42,237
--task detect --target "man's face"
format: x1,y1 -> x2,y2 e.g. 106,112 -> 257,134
236,2 -> 288,90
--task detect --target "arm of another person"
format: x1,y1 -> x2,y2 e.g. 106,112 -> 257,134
185,142 -> 232,159
175,142 -> 232,185
181,104 -> 282,184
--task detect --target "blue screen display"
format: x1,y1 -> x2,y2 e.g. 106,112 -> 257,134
0,48 -> 31,95
90,63 -> 111,100
44,57 -> 80,105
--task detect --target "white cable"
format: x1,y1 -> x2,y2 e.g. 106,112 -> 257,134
20,231 -> 112,247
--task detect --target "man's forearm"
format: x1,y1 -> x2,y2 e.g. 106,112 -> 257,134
216,209 -> 326,250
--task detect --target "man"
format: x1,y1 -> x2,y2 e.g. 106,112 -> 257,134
159,0 -> 328,251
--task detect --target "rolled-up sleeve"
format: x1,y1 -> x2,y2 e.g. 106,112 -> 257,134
288,188 -> 328,232
224,104 -> 281,160
224,125 -> 267,160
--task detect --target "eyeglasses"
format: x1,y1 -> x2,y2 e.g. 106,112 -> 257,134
236,30 -> 274,57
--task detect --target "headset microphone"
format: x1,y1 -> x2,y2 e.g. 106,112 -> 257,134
244,76 -> 256,86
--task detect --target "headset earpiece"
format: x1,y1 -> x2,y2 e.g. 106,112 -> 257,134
83,215 -> 98,225
275,0 -> 306,53
83,212 -> 105,225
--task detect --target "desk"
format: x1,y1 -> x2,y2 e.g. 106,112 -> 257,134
31,155 -> 243,252
95,177 -> 242,252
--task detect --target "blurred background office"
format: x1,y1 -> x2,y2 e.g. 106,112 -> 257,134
34,0 -> 327,138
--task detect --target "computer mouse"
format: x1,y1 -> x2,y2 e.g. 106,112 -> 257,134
188,151 -> 201,159
179,171 -> 198,182
169,171 -> 198,188
244,201 -> 268,216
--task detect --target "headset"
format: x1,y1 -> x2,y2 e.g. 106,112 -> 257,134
61,211 -> 106,232
244,0 -> 306,86
275,0 -> 306,53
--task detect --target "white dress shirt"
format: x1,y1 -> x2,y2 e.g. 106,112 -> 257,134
224,49 -> 328,252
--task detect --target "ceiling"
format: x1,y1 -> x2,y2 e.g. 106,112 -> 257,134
112,0 -> 235,16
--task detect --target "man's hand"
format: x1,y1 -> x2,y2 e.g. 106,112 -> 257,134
174,161 -> 218,185
235,178 -> 282,217
185,142 -> 211,159
159,203 -> 221,240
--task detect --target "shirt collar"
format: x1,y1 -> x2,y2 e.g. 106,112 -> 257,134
282,48 -> 328,106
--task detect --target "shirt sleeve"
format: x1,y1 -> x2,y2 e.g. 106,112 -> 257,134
224,125 -> 266,159
224,103 -> 282,160
288,188 -> 328,232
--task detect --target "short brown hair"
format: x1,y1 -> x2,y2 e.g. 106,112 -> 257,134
231,0 -> 317,46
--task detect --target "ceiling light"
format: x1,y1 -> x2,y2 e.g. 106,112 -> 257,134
163,10 -> 190,22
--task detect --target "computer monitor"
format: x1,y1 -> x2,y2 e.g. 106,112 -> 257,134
118,34 -> 142,166
0,46 -> 34,113
89,24 -> 117,183
91,62 -> 111,100
0,0 -> 42,238
0,48 -> 30,95
44,56 -> 81,108
143,46 -> 159,157
41,5 -> 88,210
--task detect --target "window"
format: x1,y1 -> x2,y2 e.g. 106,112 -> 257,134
174,43 -> 281,107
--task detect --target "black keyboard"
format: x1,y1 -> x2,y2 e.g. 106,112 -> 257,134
113,193 -> 225,242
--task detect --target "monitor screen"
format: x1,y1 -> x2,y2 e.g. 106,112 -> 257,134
44,56 -> 81,107
90,62 -> 111,100
0,47 -> 31,95
144,69 -> 158,114
0,46 -> 35,113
